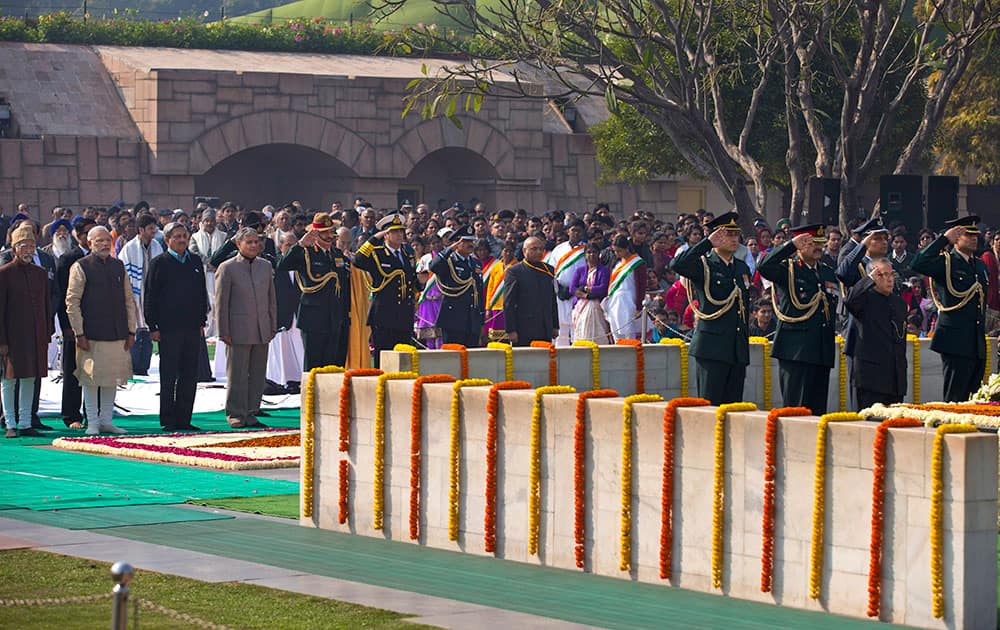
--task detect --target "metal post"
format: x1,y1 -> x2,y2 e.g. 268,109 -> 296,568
110,561 -> 134,630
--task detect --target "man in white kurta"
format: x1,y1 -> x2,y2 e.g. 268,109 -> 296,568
545,220 -> 587,345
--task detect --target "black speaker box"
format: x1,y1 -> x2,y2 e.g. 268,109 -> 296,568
879,174 -> 923,235
807,177 -> 841,226
926,176 -> 959,230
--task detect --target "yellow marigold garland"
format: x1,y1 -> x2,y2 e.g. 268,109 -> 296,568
394,343 -> 420,374
487,342 -> 514,381
301,365 -> 344,519
527,385 -> 577,555
749,337 -> 772,409
930,423 -> 978,618
984,335 -> 992,384
573,339 -> 600,389
836,336 -> 847,412
659,338 -> 689,396
808,411 -> 863,599
619,393 -> 664,571
908,334 -> 921,404
448,378 -> 492,540
711,402 -> 757,588
373,371 -> 418,530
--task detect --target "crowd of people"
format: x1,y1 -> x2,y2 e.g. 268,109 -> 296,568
0,196 -> 992,437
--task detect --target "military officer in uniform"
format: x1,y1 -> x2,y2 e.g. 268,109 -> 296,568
430,225 -> 485,347
911,215 -> 989,402
354,213 -> 417,367
669,212 -> 750,405
759,224 -> 840,414
276,213 -> 351,370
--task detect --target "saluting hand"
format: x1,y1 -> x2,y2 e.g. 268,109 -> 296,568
300,230 -> 318,248
791,233 -> 814,251
944,226 -> 965,245
707,227 -> 728,249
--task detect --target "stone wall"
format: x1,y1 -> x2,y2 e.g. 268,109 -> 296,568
303,373 -> 998,627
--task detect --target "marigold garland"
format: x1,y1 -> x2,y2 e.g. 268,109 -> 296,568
373,371 -> 418,530
527,385 -> 578,555
336,367 -> 383,524
530,340 -> 558,385
834,336 -> 847,412
572,389 -> 619,568
394,343 -> 420,374
302,365 -> 344,519
338,459 -> 349,523
659,338 -> 689,396
984,334 -> 992,384
712,402 -> 758,588
448,378 -> 493,541
808,411 -> 863,599
573,339 -> 600,389
760,406 -> 811,592
908,334 -> 921,404
867,417 -> 923,617
409,374 -> 456,540
487,342 -> 514,381
441,343 -> 470,379
616,339 -> 645,394
619,393 -> 664,571
749,337 -> 772,409
930,423 -> 978,618
659,396 -> 711,580
484,381 -> 533,553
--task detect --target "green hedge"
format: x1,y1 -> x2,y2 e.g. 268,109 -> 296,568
0,12 -> 498,57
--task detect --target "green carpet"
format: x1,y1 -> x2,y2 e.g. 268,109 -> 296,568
187,494 -> 299,519
0,505 -> 233,529
101,519 -> 906,630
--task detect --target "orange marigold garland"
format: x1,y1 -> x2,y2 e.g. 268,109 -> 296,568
409,374 -> 456,540
484,381 -> 533,554
337,368 -> 382,524
530,340 -> 558,385
338,459 -> 349,522
659,396 -> 710,580
867,417 -> 923,617
616,339 -> 645,393
760,406 -> 812,592
573,389 -> 620,568
441,343 -> 470,379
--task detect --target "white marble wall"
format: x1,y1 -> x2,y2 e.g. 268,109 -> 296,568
304,373 -> 998,628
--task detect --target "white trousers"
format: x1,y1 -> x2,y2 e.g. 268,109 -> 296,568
1,377 -> 34,429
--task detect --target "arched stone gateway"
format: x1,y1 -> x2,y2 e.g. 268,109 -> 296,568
401,147 -> 500,210
393,117 -> 517,181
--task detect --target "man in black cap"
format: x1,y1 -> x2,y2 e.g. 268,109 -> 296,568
429,225 -> 485,347
911,215 -> 989,402
669,212 -> 751,405
355,213 -> 417,367
759,224 -> 840,414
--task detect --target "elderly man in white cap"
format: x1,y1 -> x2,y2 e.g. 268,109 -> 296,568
65,225 -> 135,435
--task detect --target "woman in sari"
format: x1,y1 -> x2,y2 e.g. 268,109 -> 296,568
570,242 -> 612,343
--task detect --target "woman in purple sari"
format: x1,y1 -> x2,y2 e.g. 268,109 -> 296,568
569,242 -> 612,344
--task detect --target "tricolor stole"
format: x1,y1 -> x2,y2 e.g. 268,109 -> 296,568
608,254 -> 643,296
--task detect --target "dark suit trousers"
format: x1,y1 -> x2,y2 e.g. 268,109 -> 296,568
158,328 -> 201,429
779,359 -> 831,415
941,353 -> 984,403
302,328 -> 347,372
371,327 -> 411,369
856,388 -> 904,411
694,357 -> 746,405
441,328 -> 479,348
61,334 -> 83,425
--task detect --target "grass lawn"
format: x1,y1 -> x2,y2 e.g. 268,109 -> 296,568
0,549 -> 437,629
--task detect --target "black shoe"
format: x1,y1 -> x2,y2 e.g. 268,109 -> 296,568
262,381 -> 287,396
31,421 -> 54,431
178,424 -> 202,431
286,382 -> 300,394
18,428 -> 44,437
246,421 -> 268,429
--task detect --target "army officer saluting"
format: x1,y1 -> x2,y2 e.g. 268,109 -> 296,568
429,225 -> 485,347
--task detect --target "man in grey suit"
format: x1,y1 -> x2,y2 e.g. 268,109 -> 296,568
215,227 -> 277,429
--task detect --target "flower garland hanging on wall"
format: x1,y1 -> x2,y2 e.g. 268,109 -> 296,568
573,388 -> 619,568
748,337 -> 772,410
619,393 -> 664,571
930,423 -> 977,618
867,417 -> 923,617
393,343 -> 420,374
835,336 -> 847,412
659,338 -> 689,397
528,385 -> 577,555
616,339 -> 645,394
373,371 -> 418,530
907,334 -> 921,404
487,342 -> 514,381
409,374 -> 456,540
711,402 -> 757,588
808,411 -> 863,599
983,334 -> 992,384
337,367 -> 382,524
760,406 -> 811,592
659,396 -> 710,580
484,380 -> 533,554
302,365 -> 344,519
448,378 -> 493,541
441,343 -> 469,379
573,339 -> 600,389
530,340 -> 558,385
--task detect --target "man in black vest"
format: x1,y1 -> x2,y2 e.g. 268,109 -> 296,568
354,214 -> 417,367
430,225 -> 485,347
912,215 -> 989,402
503,236 -> 559,346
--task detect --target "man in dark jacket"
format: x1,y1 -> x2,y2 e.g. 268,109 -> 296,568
430,225 -> 485,347
911,215 -> 989,402
55,216 -> 96,428
503,236 -> 558,346
144,222 -> 209,431
845,258 -> 908,409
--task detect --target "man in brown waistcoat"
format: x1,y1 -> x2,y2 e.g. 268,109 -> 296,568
65,226 -> 136,435
0,224 -> 54,438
